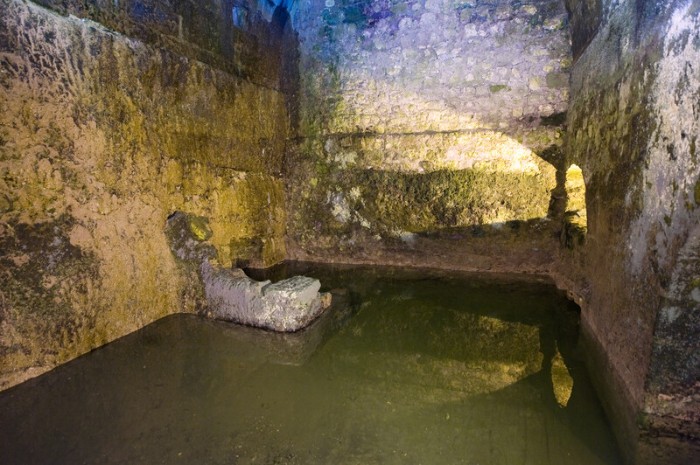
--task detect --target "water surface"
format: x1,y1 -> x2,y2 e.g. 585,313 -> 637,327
0,263 -> 621,465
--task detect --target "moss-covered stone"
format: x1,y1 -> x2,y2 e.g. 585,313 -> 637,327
0,0 -> 289,389
290,0 -> 569,259
287,144 -> 556,254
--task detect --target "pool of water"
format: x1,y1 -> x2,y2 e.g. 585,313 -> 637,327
0,263 -> 621,465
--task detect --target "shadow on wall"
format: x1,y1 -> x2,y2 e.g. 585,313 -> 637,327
562,163 -> 588,248
286,134 -> 591,268
244,261 -> 618,463
286,0 -> 575,260
229,3 -> 301,145
0,267 -> 620,464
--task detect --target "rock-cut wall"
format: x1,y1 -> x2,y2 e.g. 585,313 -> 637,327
0,0 -> 291,389
286,0 -> 572,265
564,0 -> 700,463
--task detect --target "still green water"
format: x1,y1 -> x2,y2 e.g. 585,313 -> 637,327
0,263 -> 621,465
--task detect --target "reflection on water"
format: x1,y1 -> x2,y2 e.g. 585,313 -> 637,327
0,263 -> 621,465
552,345 -> 574,407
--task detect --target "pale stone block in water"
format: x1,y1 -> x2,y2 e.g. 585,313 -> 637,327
202,262 -> 331,332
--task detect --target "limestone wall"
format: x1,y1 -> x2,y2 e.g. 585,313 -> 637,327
28,0 -> 290,87
0,0 -> 289,389
287,0 -> 571,260
564,0 -> 700,462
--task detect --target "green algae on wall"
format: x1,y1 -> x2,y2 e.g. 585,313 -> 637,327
0,0 -> 289,389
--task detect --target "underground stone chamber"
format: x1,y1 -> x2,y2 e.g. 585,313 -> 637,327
0,0 -> 698,464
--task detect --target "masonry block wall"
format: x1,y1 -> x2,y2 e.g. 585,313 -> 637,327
0,0 -> 291,389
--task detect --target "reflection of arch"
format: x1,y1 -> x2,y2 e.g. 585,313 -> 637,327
562,164 -> 587,247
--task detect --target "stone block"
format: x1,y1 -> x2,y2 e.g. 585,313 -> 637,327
202,262 -> 332,332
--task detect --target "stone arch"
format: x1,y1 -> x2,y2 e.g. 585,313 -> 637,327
562,163 -> 587,247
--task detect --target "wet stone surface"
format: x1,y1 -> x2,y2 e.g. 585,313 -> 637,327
0,263 -> 621,465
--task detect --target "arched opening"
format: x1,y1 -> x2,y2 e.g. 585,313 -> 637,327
231,3 -> 248,29
562,163 -> 587,247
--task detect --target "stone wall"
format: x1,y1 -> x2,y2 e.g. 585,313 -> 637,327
0,0 -> 290,389
28,0 -> 292,87
287,0 -> 572,263
564,0 -> 700,462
